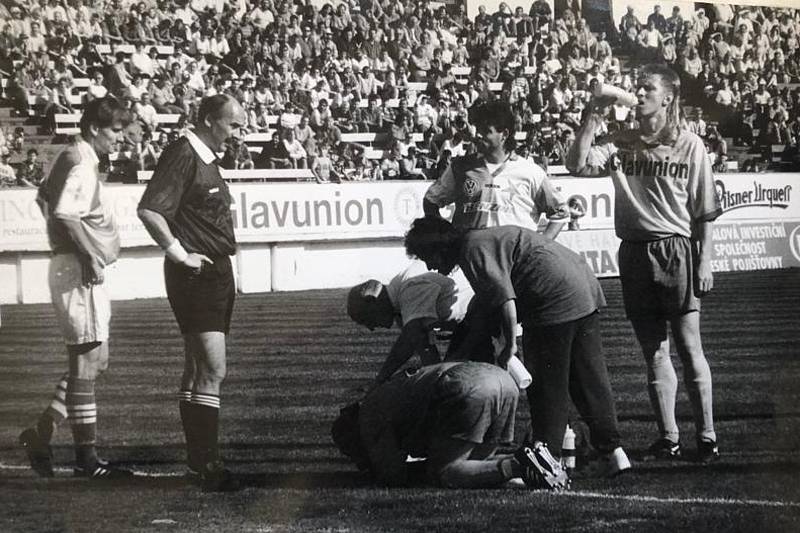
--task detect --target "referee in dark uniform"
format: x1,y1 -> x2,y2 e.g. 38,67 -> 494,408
138,94 -> 246,491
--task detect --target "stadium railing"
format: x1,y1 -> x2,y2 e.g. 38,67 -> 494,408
137,168 -> 316,182
55,112 -> 182,135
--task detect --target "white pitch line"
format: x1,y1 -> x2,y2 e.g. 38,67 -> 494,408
2,462 -> 799,508
556,489 -> 800,509
0,462 -> 183,478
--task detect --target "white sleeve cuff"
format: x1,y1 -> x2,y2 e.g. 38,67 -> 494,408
164,239 -> 189,264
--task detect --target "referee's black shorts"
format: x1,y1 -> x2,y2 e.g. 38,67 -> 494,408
164,256 -> 235,335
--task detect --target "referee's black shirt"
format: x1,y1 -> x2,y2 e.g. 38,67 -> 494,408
138,132 -> 236,258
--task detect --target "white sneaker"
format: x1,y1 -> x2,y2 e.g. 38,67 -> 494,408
603,447 -> 631,478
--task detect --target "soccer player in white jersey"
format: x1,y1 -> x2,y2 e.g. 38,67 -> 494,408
422,100 -> 570,237
566,64 -> 722,463
20,97 -> 133,479
347,261 -> 487,385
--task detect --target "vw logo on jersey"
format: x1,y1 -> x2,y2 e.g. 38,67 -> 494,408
463,178 -> 480,198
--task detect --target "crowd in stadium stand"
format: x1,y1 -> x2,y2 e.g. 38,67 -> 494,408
0,0 -> 799,186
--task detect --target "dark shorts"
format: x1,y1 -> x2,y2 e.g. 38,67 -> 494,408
618,235 -> 700,320
164,256 -> 235,335
432,363 -> 518,445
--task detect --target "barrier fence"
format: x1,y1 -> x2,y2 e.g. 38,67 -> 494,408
0,172 -> 797,303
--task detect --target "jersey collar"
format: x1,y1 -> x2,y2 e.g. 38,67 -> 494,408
185,130 -> 218,164
76,138 -> 100,166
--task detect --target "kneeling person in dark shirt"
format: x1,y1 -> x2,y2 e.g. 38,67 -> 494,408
404,217 -> 631,478
333,362 -> 567,489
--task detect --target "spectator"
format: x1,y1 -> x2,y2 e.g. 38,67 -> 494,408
646,5 -> 668,33
0,151 -> 17,187
619,6 -> 641,52
310,99 -> 332,131
106,51 -> 133,98
84,70 -> 109,104
293,115 -> 316,154
706,126 -> 728,172
131,44 -> 156,78
637,21 -> 663,61
10,127 -> 25,155
311,143 -> 339,183
400,146 -> 426,180
282,128 -> 308,168
687,108 -> 708,138
255,129 -> 291,169
380,141 -> 403,180
311,114 -> 339,149
221,130 -> 255,170
140,131 -> 166,171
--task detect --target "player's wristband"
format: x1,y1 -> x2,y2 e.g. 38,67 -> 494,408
164,238 -> 189,264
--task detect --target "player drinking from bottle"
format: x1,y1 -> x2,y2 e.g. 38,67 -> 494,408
566,64 -> 721,463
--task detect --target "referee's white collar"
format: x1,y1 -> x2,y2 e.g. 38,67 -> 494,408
185,130 -> 218,164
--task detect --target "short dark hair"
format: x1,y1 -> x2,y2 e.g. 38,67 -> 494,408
469,100 -> 517,151
79,96 -> 130,137
404,217 -> 462,262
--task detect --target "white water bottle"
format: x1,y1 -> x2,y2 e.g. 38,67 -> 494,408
593,83 -> 638,107
507,356 -> 532,389
561,425 -> 576,470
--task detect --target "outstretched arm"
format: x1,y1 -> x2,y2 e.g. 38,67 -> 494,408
375,317 -> 438,383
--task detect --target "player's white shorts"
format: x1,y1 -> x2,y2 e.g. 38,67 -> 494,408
49,253 -> 111,345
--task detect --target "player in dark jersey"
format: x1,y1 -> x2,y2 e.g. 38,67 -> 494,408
404,217 -> 631,479
138,94 -> 247,491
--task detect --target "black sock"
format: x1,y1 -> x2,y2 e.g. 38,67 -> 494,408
190,393 -> 220,468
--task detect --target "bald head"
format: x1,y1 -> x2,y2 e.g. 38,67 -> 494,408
198,94 -> 242,125
196,95 -> 246,152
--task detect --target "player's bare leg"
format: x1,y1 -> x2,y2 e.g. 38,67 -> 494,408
671,311 -> 718,462
631,317 -> 681,458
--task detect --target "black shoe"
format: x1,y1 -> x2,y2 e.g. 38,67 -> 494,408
200,460 -> 240,492
644,438 -> 682,460
74,459 -> 134,480
19,428 -> 54,478
697,439 -> 720,464
514,442 -> 569,491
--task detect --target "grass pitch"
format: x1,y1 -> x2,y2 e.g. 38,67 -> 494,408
1,269 -> 799,532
